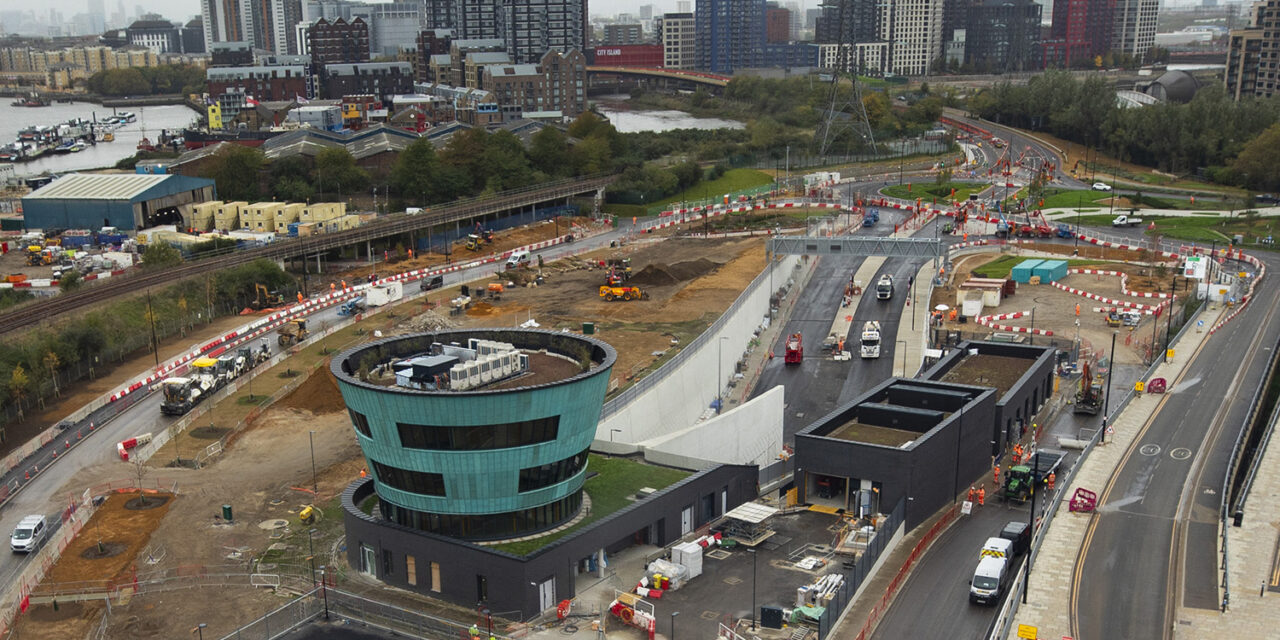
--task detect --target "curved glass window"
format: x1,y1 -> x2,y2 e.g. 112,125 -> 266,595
396,417 -> 559,450
518,448 -> 589,492
372,461 -> 445,496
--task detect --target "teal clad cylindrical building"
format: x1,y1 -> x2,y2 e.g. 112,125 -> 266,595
331,329 -> 615,541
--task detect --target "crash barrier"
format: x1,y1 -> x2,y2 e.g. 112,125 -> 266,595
989,298 -> 1208,640
852,502 -> 959,640
115,432 -> 153,461
974,310 -> 1054,337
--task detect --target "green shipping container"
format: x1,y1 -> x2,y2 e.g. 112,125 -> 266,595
582,322 -> 595,335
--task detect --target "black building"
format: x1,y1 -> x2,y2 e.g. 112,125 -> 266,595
321,62 -> 414,100
814,0 -> 878,44
965,0 -> 1042,72
210,41 -> 254,67
181,18 -> 206,54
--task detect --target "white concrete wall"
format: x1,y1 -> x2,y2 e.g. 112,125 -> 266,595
639,386 -> 784,470
594,255 -> 801,453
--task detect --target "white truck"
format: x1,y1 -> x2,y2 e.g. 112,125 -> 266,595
875,274 -> 894,300
1112,214 -> 1143,227
860,321 -> 882,359
365,280 -> 404,307
969,555 -> 1008,605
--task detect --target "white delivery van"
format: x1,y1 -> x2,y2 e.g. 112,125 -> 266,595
11,514 -> 48,553
505,250 -> 531,269
980,537 -> 1013,560
969,556 -> 1008,605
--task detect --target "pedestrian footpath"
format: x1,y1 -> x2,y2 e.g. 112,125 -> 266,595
1010,303 -> 1226,637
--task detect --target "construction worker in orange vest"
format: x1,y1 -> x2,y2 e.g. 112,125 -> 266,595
977,486 -> 986,506
1047,472 -> 1056,491
993,465 -> 1001,485
968,486 -> 976,503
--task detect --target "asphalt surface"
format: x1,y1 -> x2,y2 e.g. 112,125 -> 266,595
1072,250 -> 1280,639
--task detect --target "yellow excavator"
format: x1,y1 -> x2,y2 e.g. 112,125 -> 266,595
599,285 -> 649,301
251,283 -> 284,310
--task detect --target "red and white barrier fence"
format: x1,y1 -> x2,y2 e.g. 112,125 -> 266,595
116,432 -> 153,461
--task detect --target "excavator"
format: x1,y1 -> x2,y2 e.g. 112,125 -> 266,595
464,224 -> 495,251
598,285 -> 648,301
1073,359 -> 1105,415
251,283 -> 285,310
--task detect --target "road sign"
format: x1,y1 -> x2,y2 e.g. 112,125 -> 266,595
962,501 -> 973,515
1017,624 -> 1038,639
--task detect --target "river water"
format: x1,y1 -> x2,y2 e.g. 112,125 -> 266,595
0,101 -> 200,178
594,95 -> 744,134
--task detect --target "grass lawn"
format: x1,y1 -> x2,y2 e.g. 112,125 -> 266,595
1071,213 -> 1280,245
488,455 -> 691,556
1038,189 -> 1113,209
970,255 -> 1106,279
655,169 -> 775,210
881,181 -> 982,202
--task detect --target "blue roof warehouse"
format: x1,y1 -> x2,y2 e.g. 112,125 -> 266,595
22,173 -> 217,232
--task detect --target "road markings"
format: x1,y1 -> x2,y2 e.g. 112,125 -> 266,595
1169,448 -> 1192,461
1140,444 -> 1162,457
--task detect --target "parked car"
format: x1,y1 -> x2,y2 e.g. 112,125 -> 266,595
1092,182 -> 1112,192
1255,194 -> 1279,205
10,514 -> 48,553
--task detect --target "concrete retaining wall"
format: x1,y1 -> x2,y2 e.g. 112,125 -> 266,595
640,385 -> 784,470
594,255 -> 801,452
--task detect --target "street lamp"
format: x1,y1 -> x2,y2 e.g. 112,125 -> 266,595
1102,330 -> 1117,444
309,430 -> 319,497
195,623 -> 207,640
319,566 -> 330,619
749,548 -> 758,630
671,611 -> 679,640
717,336 -> 729,414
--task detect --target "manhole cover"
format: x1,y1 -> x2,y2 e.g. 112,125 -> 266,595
707,549 -> 731,560
723,576 -> 743,585
700,611 -> 720,621
258,519 -> 290,530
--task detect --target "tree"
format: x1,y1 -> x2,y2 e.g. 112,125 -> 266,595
142,242 -> 183,269
481,130 -> 534,192
390,137 -> 443,204
528,127 -> 571,177
177,295 -> 190,335
43,351 -> 60,398
274,177 -> 315,203
1232,122 -> 1280,191
9,364 -> 28,422
204,145 -> 264,201
58,270 -> 82,292
131,458 -> 151,506
439,128 -> 491,193
312,147 -> 369,197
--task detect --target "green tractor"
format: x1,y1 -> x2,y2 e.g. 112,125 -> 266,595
1000,465 -> 1035,503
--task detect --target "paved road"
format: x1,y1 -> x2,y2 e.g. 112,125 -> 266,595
1072,250 -> 1280,639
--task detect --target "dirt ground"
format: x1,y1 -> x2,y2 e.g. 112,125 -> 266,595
14,227 -> 771,639
315,216 -> 600,290
933,247 -> 1185,365
0,238 -> 61,281
939,354 -> 1035,396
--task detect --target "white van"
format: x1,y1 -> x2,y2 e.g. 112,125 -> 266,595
980,537 -> 1013,560
969,556 -> 1008,605
11,515 -> 48,553
505,250 -> 531,269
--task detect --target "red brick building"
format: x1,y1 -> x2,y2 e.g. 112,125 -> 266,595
766,5 -> 791,43
308,17 -> 370,67
591,44 -> 663,67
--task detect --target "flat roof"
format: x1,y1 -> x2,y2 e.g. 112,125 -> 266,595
25,174 -> 169,200
724,502 -> 778,524
938,353 -> 1034,398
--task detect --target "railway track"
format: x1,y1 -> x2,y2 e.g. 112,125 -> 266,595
0,175 -> 613,336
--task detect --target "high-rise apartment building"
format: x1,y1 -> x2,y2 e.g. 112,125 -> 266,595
248,0 -> 303,54
503,0 -> 587,64
696,0 -> 766,74
1042,0 -> 1113,68
456,0 -> 503,40
1112,0 -> 1158,61
602,23 -> 643,45
815,0 -> 878,44
657,12 -> 696,69
766,3 -> 791,42
1225,0 -> 1275,99
201,0 -> 249,52
965,0 -> 1041,72
880,0 -> 944,75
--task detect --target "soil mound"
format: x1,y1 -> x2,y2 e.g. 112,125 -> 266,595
629,264 -> 679,287
280,366 -> 346,414
630,259 -> 722,287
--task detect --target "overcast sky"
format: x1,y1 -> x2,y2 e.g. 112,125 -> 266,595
27,0 -> 820,23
